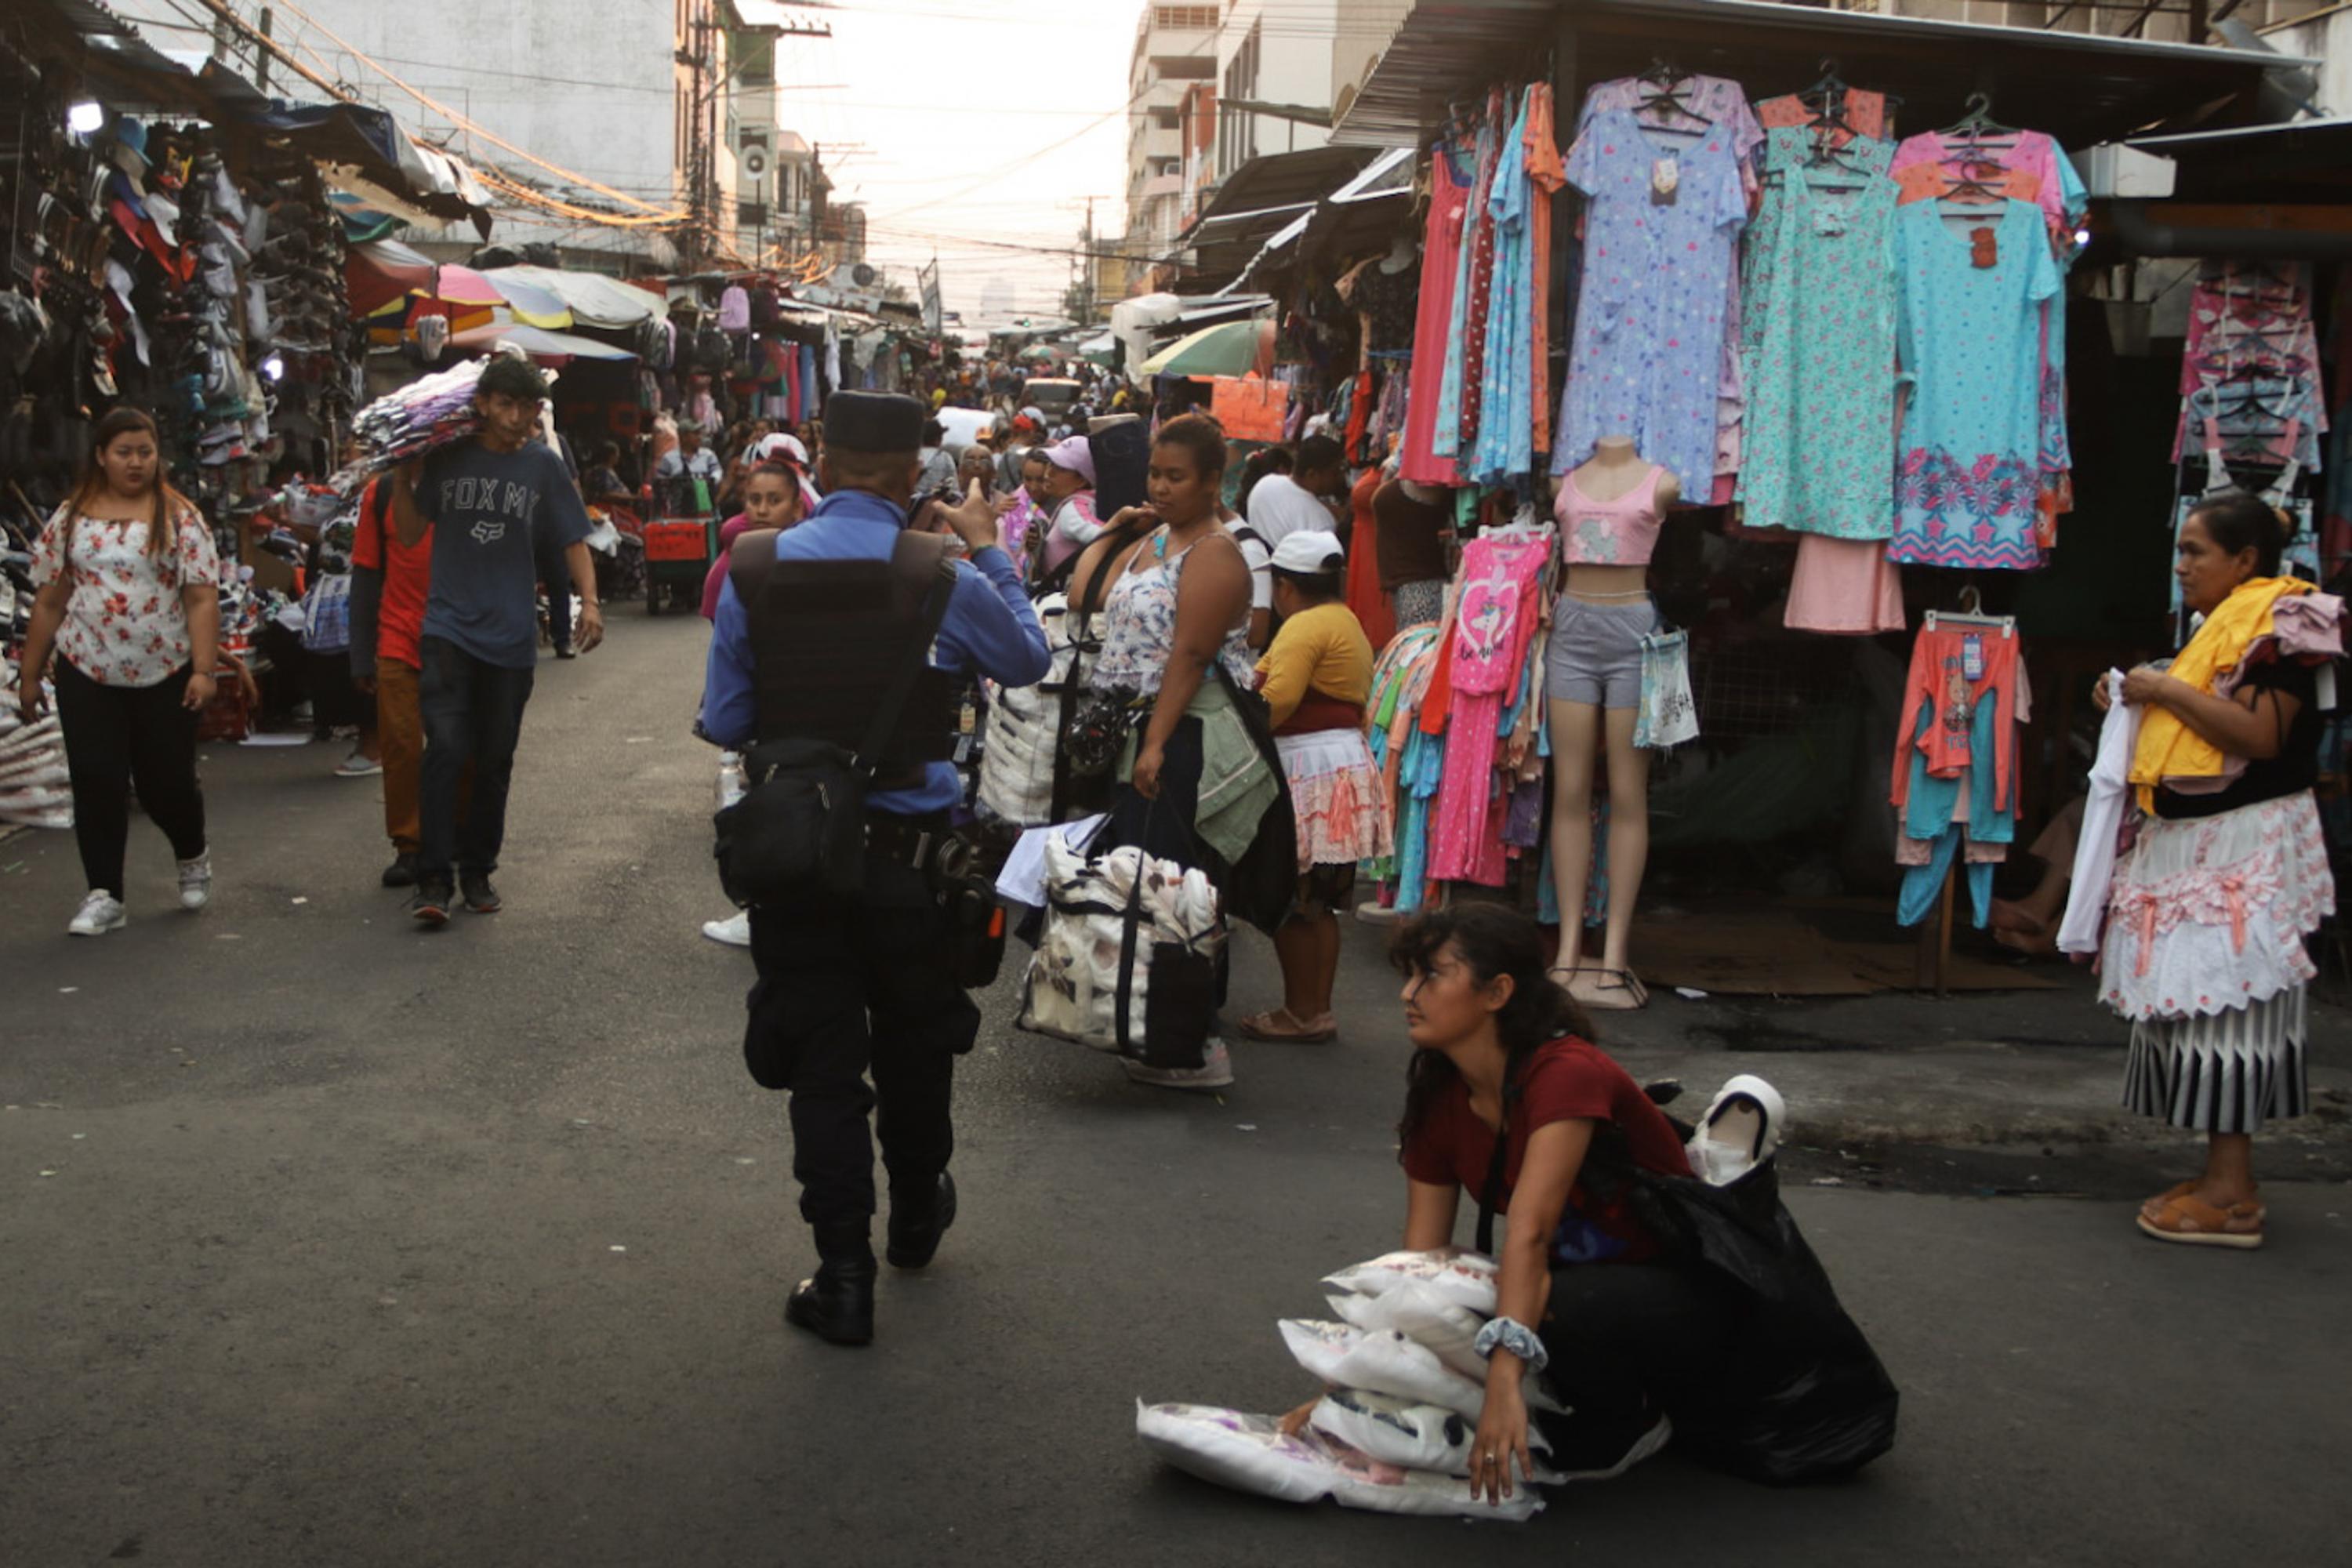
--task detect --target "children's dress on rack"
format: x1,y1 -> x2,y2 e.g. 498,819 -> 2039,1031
1428,532 -> 1551,885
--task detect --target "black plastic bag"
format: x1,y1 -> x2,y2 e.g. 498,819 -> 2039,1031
1617,1151 -> 1900,1485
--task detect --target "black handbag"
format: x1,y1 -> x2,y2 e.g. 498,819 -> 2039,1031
713,544 -> 957,907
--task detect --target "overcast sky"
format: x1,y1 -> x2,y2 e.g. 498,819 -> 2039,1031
772,0 -> 1146,318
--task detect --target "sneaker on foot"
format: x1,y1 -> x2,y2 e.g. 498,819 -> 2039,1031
381,852 -> 419,888
411,879 -> 452,926
334,750 -> 383,778
68,890 -> 128,936
176,852 -> 212,911
702,910 -> 752,947
459,869 -> 501,914
1120,1038 -> 1235,1091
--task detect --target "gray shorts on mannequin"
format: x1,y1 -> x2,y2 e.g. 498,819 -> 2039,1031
1544,594 -> 1657,710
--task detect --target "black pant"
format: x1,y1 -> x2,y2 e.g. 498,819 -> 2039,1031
1538,1261 -> 1743,1467
53,659 -> 207,899
543,565 -> 572,653
418,637 -> 535,882
744,851 -> 980,1250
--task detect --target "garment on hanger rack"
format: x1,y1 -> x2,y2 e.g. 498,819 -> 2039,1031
1399,131 -> 1473,485
1739,127 -> 1899,540
1887,198 -> 2058,572
1525,82 -> 1568,457
1428,531 -> 1552,885
1436,96 -> 1504,466
1553,96 -> 1748,497
1469,86 -> 1540,486
1784,535 -> 1904,634
1891,616 -> 2026,927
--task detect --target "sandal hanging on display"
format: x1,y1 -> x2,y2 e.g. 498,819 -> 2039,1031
2137,1192 -> 2265,1249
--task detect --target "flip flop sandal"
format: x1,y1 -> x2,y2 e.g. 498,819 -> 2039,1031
2137,1192 -> 2265,1249
1234,1008 -> 1335,1044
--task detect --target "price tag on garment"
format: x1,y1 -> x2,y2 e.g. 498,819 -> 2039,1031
1650,157 -> 1680,206
1969,226 -> 1998,269
1962,634 -> 1985,683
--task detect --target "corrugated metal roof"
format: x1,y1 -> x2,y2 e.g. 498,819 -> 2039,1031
1335,0 -> 2314,150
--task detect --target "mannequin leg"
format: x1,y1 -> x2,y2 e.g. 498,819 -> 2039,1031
1592,706 -> 1652,1006
1546,699 -> 1602,982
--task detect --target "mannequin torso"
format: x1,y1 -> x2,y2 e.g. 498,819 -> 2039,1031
1560,437 -> 1679,596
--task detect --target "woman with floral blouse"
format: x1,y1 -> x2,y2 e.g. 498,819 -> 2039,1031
16,406 -> 223,935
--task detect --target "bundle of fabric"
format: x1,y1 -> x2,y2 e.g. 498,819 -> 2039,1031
0,655 -> 71,829
1134,1247 -> 1552,1523
335,358 -> 543,491
1017,835 -> 1221,1062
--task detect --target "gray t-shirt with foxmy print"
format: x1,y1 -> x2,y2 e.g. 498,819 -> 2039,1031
415,440 -> 589,668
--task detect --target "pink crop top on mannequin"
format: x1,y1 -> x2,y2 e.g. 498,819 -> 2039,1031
1555,463 -> 1668,567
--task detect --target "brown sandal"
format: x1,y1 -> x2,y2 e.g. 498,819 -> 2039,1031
1234,1008 -> 1337,1044
2137,1192 -> 2265,1249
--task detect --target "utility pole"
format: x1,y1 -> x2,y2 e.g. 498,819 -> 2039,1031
682,4 -> 830,271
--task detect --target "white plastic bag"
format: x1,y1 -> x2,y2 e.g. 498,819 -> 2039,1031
1278,1320 -> 1486,1417
1309,1389 -> 1559,1482
1325,1283 -> 1487,1381
1322,1250 -> 1500,1316
1134,1402 -> 1541,1523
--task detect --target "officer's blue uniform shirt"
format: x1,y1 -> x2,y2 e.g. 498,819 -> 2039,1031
700,487 -> 1051,815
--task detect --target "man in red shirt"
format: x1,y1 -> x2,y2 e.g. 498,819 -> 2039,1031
348,477 -> 463,886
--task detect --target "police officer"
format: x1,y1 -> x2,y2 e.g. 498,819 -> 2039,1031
700,391 -> 1049,1346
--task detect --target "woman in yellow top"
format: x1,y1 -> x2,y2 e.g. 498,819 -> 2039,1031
1238,530 -> 1395,1042
2093,491 -> 2339,1249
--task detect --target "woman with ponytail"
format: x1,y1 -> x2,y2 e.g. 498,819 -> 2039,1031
16,406 -> 223,934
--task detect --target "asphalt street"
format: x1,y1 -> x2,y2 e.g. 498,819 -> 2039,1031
4,610 -> 2348,1567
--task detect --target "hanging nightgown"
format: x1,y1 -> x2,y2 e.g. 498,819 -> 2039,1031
1469,87 -> 1537,488
1400,134 -> 1473,485
1554,108 -> 1748,499
1738,132 -> 1899,539
1889,198 -> 2058,572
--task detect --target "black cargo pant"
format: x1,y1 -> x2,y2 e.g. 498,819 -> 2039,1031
744,848 -> 980,1252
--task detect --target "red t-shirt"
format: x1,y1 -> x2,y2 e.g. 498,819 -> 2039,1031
350,478 -> 433,669
1402,1036 -> 1691,1264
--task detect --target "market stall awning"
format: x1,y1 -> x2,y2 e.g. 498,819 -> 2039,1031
448,325 -> 637,365
2129,116 -> 2352,203
1139,319 -> 1276,378
478,274 -> 572,329
1334,0 -> 2314,150
484,267 -> 659,329
347,238 -> 437,318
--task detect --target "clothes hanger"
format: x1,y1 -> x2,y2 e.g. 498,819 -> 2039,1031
1924,586 -> 2015,637
1942,93 -> 2020,143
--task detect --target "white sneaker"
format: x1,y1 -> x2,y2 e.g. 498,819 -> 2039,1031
68,890 -> 127,936
335,750 -> 383,778
1120,1038 -> 1235,1091
701,910 -> 752,947
177,853 -> 213,911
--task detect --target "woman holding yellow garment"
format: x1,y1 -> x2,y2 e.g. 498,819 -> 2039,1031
2093,491 -> 2339,1250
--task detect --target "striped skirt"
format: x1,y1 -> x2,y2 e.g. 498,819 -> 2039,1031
2122,985 -> 2310,1135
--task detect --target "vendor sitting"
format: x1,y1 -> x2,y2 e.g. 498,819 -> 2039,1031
1290,904 -> 1737,1499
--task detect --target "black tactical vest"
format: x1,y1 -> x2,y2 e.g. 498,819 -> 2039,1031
732,527 -> 960,791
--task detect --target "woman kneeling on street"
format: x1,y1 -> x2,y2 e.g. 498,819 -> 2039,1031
1319,904 -> 1737,1495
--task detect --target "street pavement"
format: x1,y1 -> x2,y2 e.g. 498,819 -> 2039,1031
4,610 -> 2348,1567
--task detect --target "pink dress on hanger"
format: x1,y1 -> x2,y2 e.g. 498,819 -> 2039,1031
1400,136 -> 1471,485
1428,532 -> 1551,885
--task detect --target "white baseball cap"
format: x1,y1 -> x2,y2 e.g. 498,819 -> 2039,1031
1270,528 -> 1345,574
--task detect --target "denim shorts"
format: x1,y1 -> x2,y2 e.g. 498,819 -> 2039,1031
1544,594 -> 1656,710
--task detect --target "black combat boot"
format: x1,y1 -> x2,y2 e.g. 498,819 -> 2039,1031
784,1229 -> 876,1346
886,1172 -> 957,1270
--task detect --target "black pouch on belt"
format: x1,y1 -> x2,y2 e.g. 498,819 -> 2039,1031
927,831 -> 1007,993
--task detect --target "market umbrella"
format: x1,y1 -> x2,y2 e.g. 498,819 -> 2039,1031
1138,318 -> 1272,377
1079,332 -> 1118,368
448,323 -> 637,366
1017,343 -> 1064,365
486,265 -> 658,328
346,238 -> 436,318
479,272 -> 572,330
426,263 -> 504,307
